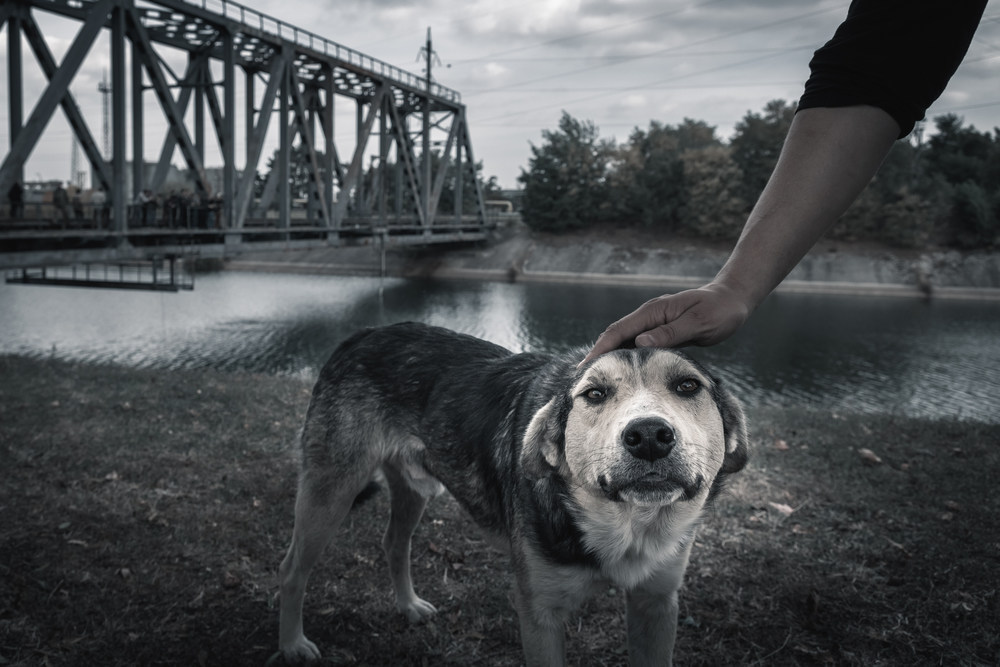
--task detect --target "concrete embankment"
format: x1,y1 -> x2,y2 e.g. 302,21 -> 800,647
225,223 -> 1000,300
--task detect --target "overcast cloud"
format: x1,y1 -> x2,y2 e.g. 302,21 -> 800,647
3,0 -> 999,188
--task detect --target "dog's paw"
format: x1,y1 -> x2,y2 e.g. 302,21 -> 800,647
274,636 -> 321,664
400,597 -> 438,623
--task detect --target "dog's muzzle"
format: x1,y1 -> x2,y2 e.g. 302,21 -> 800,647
598,472 -> 704,505
597,417 -> 703,504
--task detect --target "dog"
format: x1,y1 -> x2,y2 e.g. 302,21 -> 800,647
277,321 -> 748,666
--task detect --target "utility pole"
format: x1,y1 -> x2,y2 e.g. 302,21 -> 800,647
418,28 -> 439,230
98,70 -> 111,161
70,139 -> 80,187
910,120 -> 925,186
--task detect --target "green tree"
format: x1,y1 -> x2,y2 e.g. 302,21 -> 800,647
610,119 -> 720,228
729,99 -> 796,207
950,181 -> 997,247
922,115 -> 999,247
834,141 -> 939,247
680,145 -> 747,239
516,101 -> 997,249
355,153 -> 501,220
924,114 -> 994,185
260,142 -> 325,201
437,159 -> 503,215
518,112 -> 614,231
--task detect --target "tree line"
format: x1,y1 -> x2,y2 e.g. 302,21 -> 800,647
517,100 -> 1000,249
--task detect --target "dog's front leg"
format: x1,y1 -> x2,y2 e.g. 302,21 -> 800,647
513,582 -> 566,667
625,585 -> 678,667
625,549 -> 690,667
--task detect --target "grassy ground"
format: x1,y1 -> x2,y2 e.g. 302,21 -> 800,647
1,355 -> 998,666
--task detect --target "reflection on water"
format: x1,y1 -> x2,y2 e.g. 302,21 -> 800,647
1,272 -> 998,422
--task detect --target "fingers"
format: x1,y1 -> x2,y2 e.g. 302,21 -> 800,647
580,295 -> 680,366
582,317 -> 643,364
579,326 -> 627,367
581,285 -> 749,366
634,309 -> 727,349
633,289 -> 722,348
579,333 -> 618,367
634,318 -> 693,349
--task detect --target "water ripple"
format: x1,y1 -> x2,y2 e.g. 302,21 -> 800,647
2,274 -> 998,423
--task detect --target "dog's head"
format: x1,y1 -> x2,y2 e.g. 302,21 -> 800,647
522,347 -> 748,508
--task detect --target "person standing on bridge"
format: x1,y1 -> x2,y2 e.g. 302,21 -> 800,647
52,183 -> 70,222
91,189 -> 107,227
72,189 -> 84,220
7,181 -> 24,220
583,0 -> 987,363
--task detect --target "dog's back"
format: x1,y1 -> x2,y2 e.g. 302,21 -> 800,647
300,322 -> 558,529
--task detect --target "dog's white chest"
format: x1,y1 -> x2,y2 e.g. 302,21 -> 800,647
578,502 -> 700,589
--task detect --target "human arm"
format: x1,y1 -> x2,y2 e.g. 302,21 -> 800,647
582,104 -> 899,363
582,0 -> 987,363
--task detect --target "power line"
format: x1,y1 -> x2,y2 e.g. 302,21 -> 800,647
931,98 -> 1000,114
350,0 -> 540,52
473,44 -> 814,125
462,81 -> 804,95
463,3 -> 845,109
460,45 -> 819,64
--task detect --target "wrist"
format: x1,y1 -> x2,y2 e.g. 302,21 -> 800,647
704,277 -> 759,319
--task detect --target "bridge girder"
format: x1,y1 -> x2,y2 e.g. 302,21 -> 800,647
1,0 -> 488,268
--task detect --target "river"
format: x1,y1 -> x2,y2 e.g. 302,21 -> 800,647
1,271 -> 997,423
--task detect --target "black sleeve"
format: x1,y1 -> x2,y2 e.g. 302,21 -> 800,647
797,0 -> 987,138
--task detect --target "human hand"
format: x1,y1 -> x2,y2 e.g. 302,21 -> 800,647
581,283 -> 751,365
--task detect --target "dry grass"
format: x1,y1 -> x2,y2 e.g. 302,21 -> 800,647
1,355 -> 998,666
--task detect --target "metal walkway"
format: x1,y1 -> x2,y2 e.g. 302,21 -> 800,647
1,0 -> 491,271
7,256 -> 194,291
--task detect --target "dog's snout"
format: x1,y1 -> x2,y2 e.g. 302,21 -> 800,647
622,417 -> 675,462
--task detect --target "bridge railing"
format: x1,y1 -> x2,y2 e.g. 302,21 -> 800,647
171,0 -> 461,103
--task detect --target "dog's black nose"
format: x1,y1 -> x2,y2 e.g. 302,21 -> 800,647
622,417 -> 675,461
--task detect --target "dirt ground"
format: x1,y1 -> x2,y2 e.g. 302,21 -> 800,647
1,355 -> 998,666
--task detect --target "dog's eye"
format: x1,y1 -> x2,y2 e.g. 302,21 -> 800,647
676,378 -> 701,395
583,387 -> 607,402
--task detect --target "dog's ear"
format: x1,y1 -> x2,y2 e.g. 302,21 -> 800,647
521,397 -> 565,480
714,382 -> 749,474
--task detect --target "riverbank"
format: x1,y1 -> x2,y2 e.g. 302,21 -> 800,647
226,221 -> 1000,300
2,355 -> 998,666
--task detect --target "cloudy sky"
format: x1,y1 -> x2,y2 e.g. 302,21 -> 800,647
3,0 -> 999,189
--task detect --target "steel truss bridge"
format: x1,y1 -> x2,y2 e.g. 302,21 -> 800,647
1,0 -> 490,286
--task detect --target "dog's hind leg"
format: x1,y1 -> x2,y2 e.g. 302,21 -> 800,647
278,470 -> 363,661
381,461 -> 442,622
